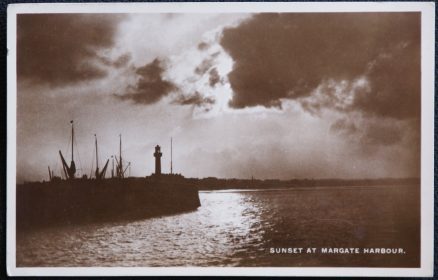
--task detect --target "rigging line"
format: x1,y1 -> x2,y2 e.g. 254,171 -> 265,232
53,150 -> 60,178
64,132 -> 71,162
73,133 -> 84,176
60,132 -> 72,179
59,166 -> 65,180
90,141 -> 95,179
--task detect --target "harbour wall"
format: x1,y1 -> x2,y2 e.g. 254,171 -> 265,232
16,178 -> 201,231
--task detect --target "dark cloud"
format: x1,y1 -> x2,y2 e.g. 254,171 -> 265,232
330,118 -> 358,136
198,42 -> 210,51
353,43 -> 420,120
117,58 -> 177,105
99,53 -> 132,68
194,57 -> 215,76
17,14 -> 126,86
194,52 -> 221,76
220,12 -> 420,121
361,122 -> 404,146
172,91 -> 215,107
330,116 -> 420,148
209,68 -> 221,87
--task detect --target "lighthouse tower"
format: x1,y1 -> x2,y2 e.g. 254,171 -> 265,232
154,145 -> 162,175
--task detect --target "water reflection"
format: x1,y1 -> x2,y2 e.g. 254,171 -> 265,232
17,191 -> 266,266
16,185 -> 419,267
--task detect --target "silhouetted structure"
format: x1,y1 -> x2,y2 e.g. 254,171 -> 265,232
59,120 -> 76,179
16,121 -> 201,231
170,138 -> 173,175
154,145 -> 162,175
94,134 -> 109,180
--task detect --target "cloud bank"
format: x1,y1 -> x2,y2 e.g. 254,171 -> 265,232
17,14 -> 126,86
220,12 -> 420,120
116,58 -> 177,104
220,13 -> 420,148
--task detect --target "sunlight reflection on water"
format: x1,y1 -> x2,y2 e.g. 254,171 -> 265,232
17,185 -> 419,267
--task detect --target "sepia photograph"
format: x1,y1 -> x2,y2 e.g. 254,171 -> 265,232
6,2 -> 434,277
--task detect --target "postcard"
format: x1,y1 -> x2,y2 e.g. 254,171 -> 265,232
6,2 -> 435,277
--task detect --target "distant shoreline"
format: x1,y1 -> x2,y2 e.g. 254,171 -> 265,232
18,177 -> 420,191
185,177 -> 420,191
200,184 -> 418,193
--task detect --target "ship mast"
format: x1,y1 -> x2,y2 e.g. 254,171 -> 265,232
69,120 -> 76,179
119,134 -> 123,178
71,120 -> 74,162
111,156 -> 114,178
170,137 -> 173,175
59,120 -> 76,179
95,134 -> 99,178
93,134 -> 109,180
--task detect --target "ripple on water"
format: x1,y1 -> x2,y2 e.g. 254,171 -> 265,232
16,185 -> 420,267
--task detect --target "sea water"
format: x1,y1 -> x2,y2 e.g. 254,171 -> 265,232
16,185 -> 419,267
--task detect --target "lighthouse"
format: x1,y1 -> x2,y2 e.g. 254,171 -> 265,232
154,145 -> 162,175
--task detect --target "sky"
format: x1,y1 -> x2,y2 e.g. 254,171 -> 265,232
16,12 -> 421,182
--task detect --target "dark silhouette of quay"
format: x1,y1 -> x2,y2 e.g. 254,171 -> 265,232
17,121 -> 200,231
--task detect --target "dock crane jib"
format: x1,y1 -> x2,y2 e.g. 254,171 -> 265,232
59,150 -> 76,179
59,120 -> 76,180
94,134 -> 110,180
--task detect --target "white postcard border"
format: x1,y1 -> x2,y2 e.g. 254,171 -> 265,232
6,2 -> 435,277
